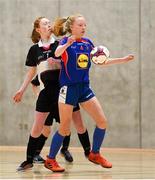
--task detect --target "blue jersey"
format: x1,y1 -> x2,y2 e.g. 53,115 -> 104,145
59,37 -> 94,86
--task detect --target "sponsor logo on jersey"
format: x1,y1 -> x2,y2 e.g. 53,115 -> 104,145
76,53 -> 89,69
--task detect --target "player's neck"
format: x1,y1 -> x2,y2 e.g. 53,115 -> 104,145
41,34 -> 51,42
41,37 -> 51,47
41,38 -> 50,43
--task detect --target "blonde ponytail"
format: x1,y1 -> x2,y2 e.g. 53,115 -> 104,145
53,14 -> 83,37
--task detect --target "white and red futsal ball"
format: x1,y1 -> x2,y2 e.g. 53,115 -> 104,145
90,45 -> 110,65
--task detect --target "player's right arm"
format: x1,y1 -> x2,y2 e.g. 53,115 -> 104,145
13,67 -> 36,103
55,36 -> 75,57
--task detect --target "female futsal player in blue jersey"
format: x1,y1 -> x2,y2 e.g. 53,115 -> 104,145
44,14 -> 134,172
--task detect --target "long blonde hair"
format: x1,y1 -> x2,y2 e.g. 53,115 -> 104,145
53,14 -> 83,37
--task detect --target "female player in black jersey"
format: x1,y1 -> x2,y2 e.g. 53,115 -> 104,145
13,17 -> 90,171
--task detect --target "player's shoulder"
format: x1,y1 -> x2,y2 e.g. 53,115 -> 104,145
26,44 -> 38,58
82,37 -> 92,43
28,43 -> 39,52
82,37 -> 94,47
82,37 -> 90,41
59,36 -> 68,45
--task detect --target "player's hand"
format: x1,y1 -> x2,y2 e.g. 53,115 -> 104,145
66,35 -> 76,46
124,54 -> 134,62
13,91 -> 23,103
47,57 -> 61,64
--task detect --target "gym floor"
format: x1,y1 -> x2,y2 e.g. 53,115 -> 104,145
0,146 -> 155,179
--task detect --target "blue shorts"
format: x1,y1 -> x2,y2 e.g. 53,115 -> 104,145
58,82 -> 95,106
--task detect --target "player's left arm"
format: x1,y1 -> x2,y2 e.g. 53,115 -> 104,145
102,54 -> 134,66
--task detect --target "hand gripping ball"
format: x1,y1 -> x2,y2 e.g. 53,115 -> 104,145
90,45 -> 110,65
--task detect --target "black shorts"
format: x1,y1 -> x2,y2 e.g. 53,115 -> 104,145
36,83 -> 59,112
44,102 -> 59,125
44,103 -> 80,126
36,82 -> 80,126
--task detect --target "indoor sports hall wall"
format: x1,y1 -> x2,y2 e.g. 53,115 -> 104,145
0,0 -> 155,148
